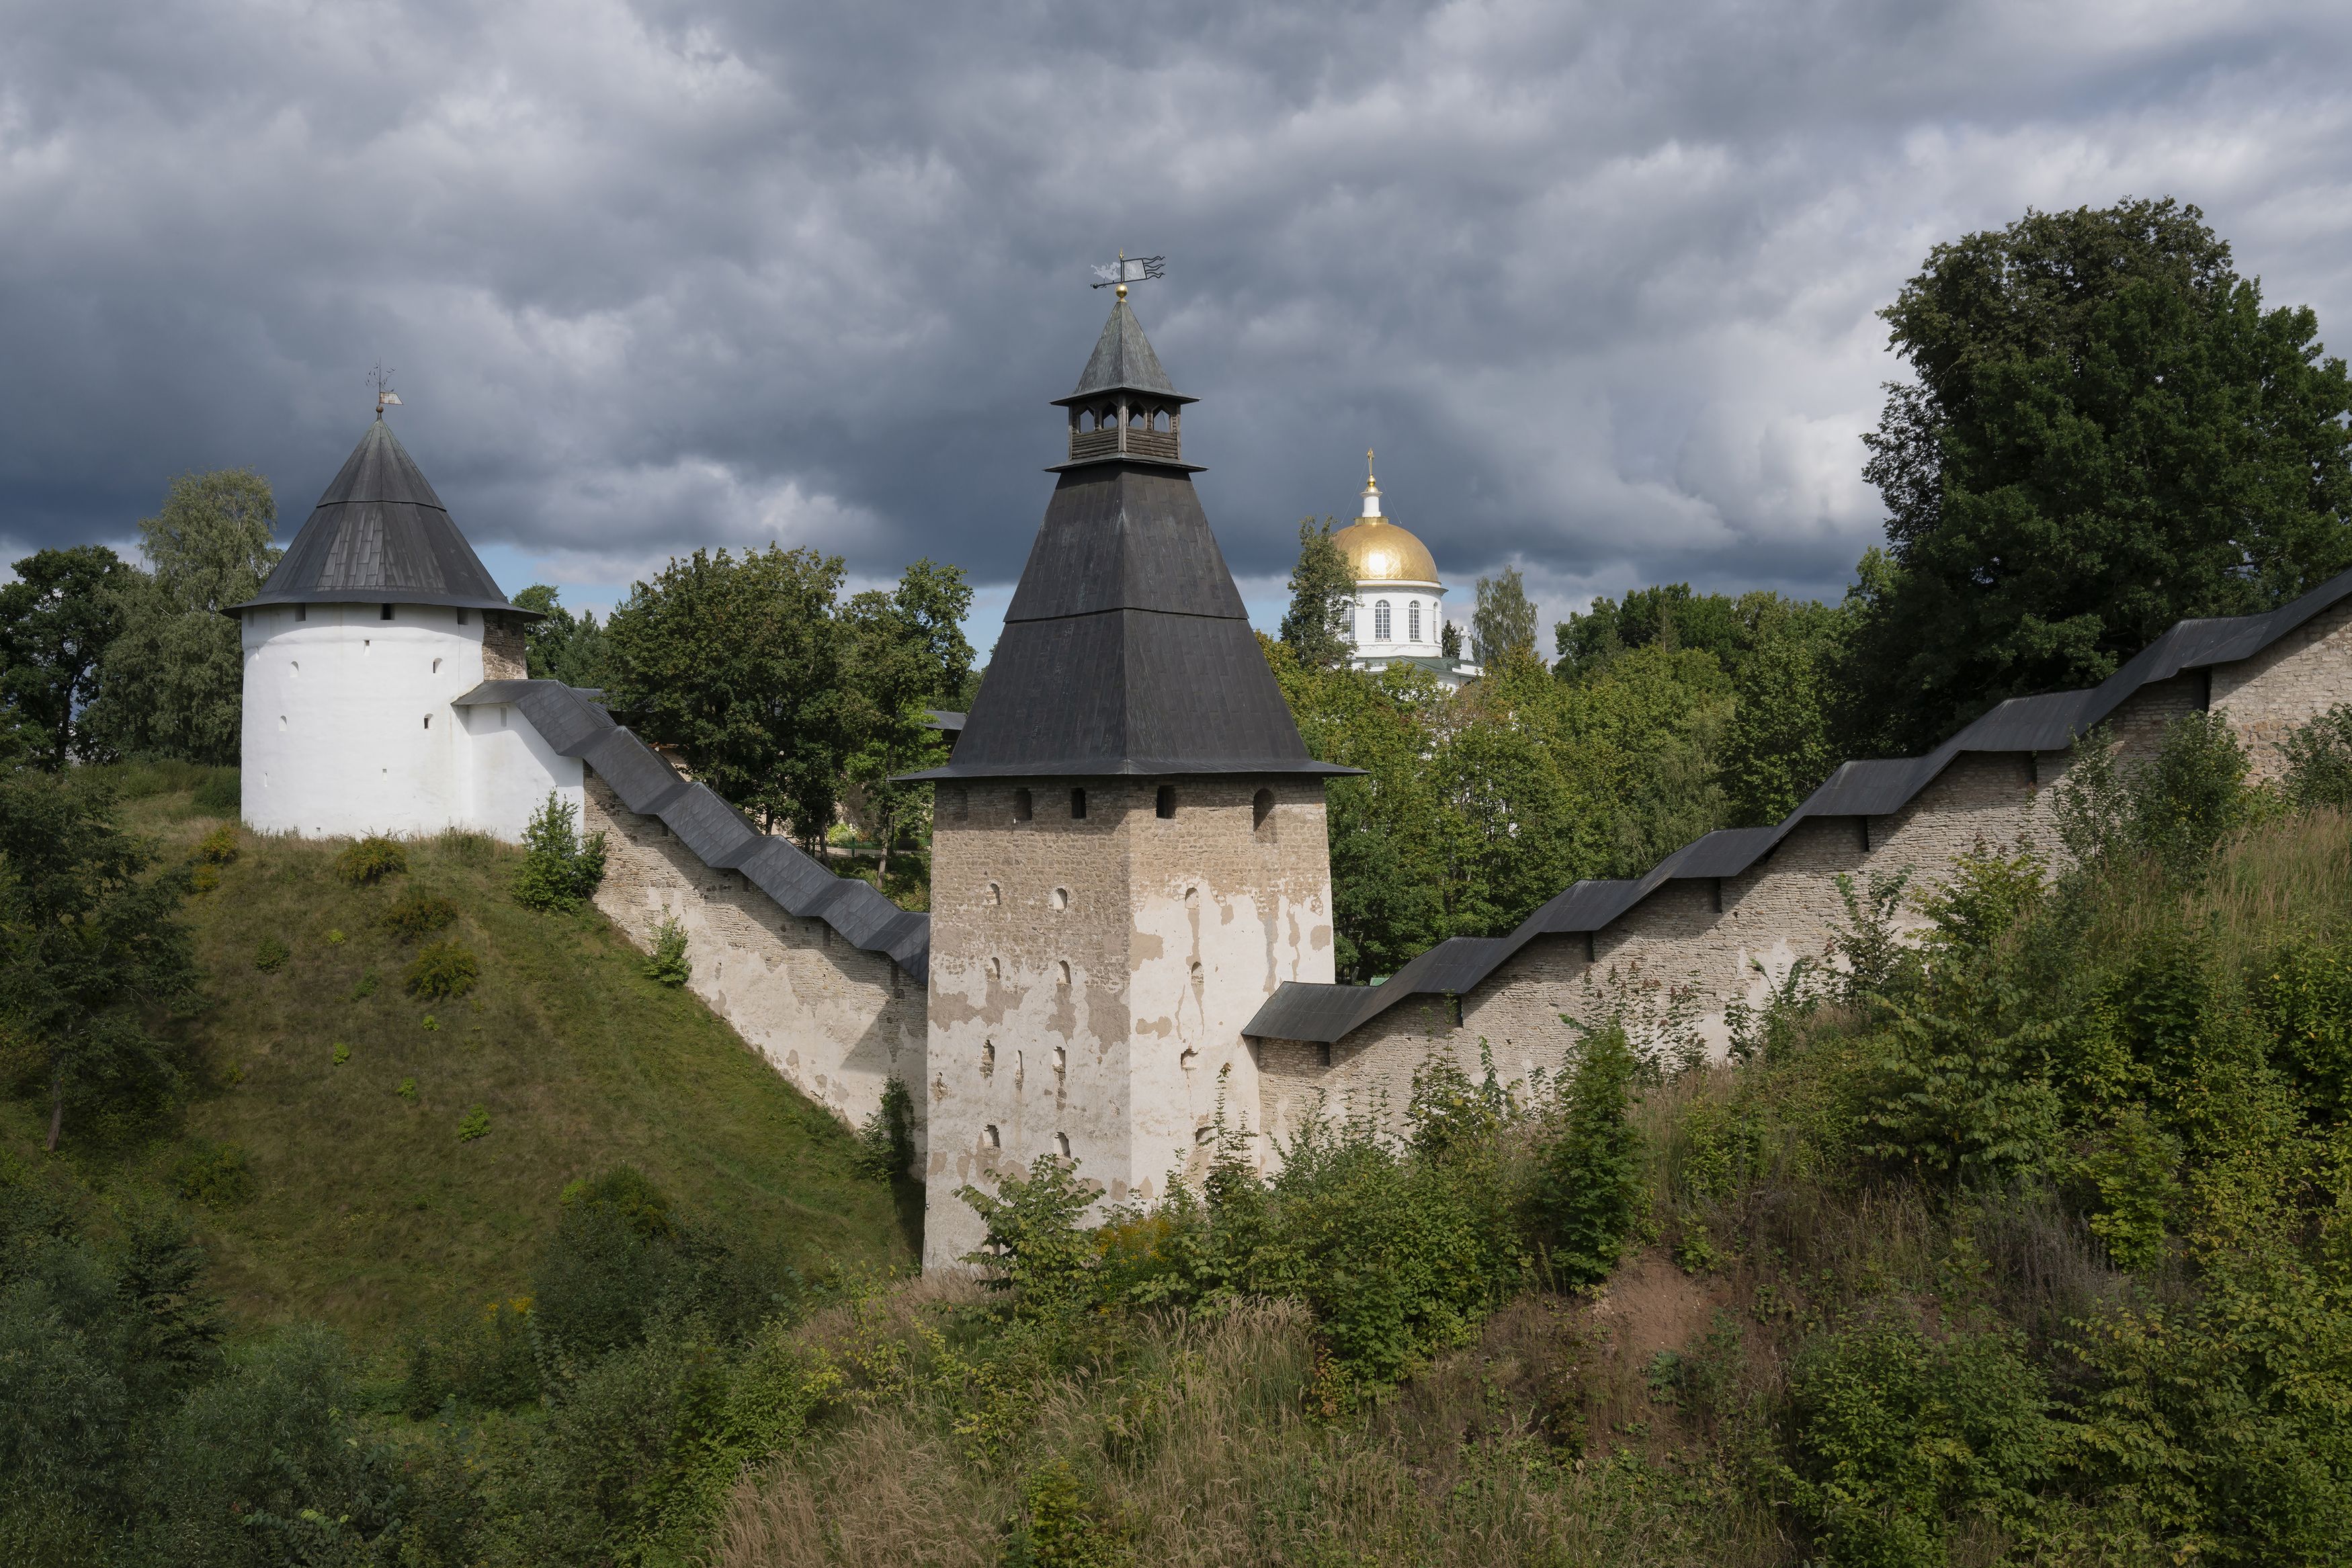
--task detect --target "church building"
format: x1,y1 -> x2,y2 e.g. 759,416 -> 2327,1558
1331,458 -> 1482,687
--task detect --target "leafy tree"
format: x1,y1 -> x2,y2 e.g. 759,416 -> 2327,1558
604,546 -> 847,844
1440,619 -> 1461,659
1470,564 -> 1538,668
1850,198 -> 2352,752
1556,582 -> 1754,683
86,468 -> 280,765
2278,702 -> 2352,810
0,546 -> 132,770
1720,601 -> 1846,826
1529,1026 -> 1645,1287
513,791 -> 609,912
1278,517 -> 1357,670
0,771 -> 195,1150
838,559 -> 974,887
513,583 -> 614,689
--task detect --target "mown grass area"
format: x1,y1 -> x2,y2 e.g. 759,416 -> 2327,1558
0,766 -> 909,1346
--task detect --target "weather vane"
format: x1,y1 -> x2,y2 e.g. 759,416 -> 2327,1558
370,362 -> 402,419
1091,251 -> 1165,299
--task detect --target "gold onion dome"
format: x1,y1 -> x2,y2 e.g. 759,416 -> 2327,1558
1329,453 -> 1438,584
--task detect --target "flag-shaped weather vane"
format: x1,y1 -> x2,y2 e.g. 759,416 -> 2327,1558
1091,251 -> 1165,298
370,361 -> 402,419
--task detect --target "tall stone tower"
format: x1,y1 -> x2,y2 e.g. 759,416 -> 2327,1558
913,293 -> 1350,1270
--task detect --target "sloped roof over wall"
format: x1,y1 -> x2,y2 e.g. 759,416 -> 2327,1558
1246,565 -> 2352,1045
457,680 -> 929,981
234,419 -> 526,615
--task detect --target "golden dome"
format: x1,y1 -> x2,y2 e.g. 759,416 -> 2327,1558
1331,516 -> 1439,585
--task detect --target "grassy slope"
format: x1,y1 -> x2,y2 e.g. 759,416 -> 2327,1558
0,773 -> 910,1344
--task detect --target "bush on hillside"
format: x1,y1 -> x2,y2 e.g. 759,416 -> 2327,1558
171,1141 -> 251,1209
190,769 -> 239,816
405,941 -> 480,1000
645,913 -> 691,987
382,889 -> 460,939
2279,701 -> 2352,810
1527,1027 -> 1648,1286
336,834 -> 407,885
2056,712 -> 2259,884
514,792 -> 608,913
194,822 -> 238,865
853,1076 -> 917,1181
401,1298 -> 538,1416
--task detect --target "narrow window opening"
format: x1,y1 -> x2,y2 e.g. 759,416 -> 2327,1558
1318,1042 -> 1334,1068
1070,787 -> 1087,820
1409,601 -> 1421,643
1182,1049 -> 1200,1074
456,607 -> 468,625
1051,887 -> 1069,911
1189,960 -> 1204,995
1057,960 -> 1071,987
294,604 -> 306,623
1373,600 -> 1392,641
1711,878 -> 1724,914
1156,785 -> 1175,819
1052,1047 -> 1066,1075
380,603 -> 393,621
950,785 -> 969,822
986,956 -> 1001,979
986,881 -> 1001,906
431,658 -> 442,674
1013,789 -> 1032,823
423,714 -> 431,730
290,660 -> 299,676
1252,788 -> 1274,836
981,1041 -> 995,1076
1054,1133 -> 1072,1158
1584,930 -> 1597,963
891,963 -> 902,996
1860,818 -> 1872,853
982,1124 -> 1000,1148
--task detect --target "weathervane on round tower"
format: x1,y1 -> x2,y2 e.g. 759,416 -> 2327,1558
369,362 -> 403,419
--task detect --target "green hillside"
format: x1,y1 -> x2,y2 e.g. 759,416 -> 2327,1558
1,767 -> 909,1344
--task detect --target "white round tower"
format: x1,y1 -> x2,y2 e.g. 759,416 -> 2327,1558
233,412 -> 580,840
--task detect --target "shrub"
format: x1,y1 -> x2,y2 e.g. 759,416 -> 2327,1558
853,1076 -> 917,1180
958,1156 -> 1103,1311
190,770 -> 240,816
513,793 -> 608,912
2279,703 -> 2352,810
1004,1458 -> 1134,1568
253,935 -> 289,971
1529,1027 -> 1646,1287
405,941 -> 480,1000
456,1104 -> 491,1142
382,889 -> 460,939
172,1141 -> 252,1208
1786,1314 -> 2056,1567
644,913 -> 691,988
331,1042 -> 350,1068
335,834 -> 407,885
2057,713 -> 2257,883
194,823 -> 239,865
401,1298 -> 539,1416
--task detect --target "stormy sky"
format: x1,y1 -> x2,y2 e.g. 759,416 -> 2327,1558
5,1 -> 2350,652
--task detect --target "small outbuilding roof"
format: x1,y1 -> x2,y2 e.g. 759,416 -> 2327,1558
230,417 -> 528,616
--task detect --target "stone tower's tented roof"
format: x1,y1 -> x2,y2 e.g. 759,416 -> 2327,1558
906,299 -> 1346,781
1056,295 -> 1192,406
231,418 -> 524,615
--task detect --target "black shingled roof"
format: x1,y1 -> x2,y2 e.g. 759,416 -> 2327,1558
1056,296 -> 1192,406
1245,564 -> 2352,1045
904,301 -> 1351,783
230,418 -> 526,615
456,680 -> 931,980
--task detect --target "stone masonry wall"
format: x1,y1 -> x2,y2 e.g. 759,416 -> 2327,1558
1263,646 -> 2344,1136
924,776 -> 1335,1270
582,775 -> 926,1135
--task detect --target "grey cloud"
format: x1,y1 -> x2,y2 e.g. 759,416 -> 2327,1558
3,0 -> 2351,644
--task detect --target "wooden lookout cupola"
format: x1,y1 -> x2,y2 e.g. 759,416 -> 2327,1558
1052,294 -> 1197,468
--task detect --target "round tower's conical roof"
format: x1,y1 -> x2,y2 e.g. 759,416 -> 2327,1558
229,418 -> 527,615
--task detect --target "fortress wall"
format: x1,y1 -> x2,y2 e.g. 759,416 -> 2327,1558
1279,665 -> 2311,1127
581,774 -> 927,1135
2216,595 -> 2352,779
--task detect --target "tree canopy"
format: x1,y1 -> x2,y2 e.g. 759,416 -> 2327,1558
88,469 -> 281,765
1278,517 -> 1357,670
1470,565 -> 1538,668
1,547 -> 135,771
1848,198 -> 2352,751
513,584 -> 614,690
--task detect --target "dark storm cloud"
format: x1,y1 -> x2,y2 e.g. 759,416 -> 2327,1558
4,0 -> 2351,636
